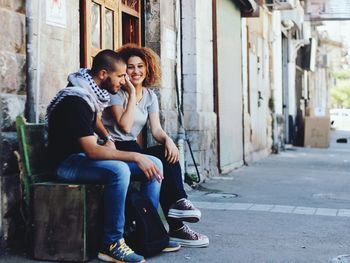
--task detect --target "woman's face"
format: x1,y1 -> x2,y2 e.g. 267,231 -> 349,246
127,56 -> 146,87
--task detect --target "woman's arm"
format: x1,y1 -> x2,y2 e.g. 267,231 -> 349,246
110,102 -> 136,134
111,77 -> 138,133
149,112 -> 179,164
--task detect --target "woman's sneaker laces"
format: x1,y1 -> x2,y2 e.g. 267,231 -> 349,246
169,224 -> 209,248
168,198 -> 201,223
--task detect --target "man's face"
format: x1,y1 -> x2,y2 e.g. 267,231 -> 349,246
100,62 -> 127,94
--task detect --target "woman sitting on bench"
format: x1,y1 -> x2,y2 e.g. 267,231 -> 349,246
100,44 -> 209,248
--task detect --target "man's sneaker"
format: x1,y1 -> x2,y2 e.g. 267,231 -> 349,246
168,198 -> 201,222
98,238 -> 145,263
162,240 -> 181,253
169,225 -> 209,248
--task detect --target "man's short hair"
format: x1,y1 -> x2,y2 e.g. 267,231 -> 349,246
90,49 -> 125,76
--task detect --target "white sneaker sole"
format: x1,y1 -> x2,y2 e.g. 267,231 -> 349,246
168,209 -> 201,222
98,252 -> 146,263
169,237 -> 209,248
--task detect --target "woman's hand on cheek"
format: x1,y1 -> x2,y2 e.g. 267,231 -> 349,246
165,137 -> 179,164
124,75 -> 136,96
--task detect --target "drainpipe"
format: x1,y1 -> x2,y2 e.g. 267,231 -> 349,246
25,0 -> 36,122
174,0 -> 185,180
35,0 -> 42,123
175,0 -> 201,185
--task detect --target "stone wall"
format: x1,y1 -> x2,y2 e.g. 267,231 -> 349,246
0,0 -> 80,247
0,0 -> 26,247
32,0 -> 80,120
182,0 -> 218,178
144,0 -> 180,147
145,0 -> 218,179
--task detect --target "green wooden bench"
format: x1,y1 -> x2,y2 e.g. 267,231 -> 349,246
15,116 -> 103,262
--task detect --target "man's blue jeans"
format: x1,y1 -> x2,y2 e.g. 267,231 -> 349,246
55,153 -> 162,246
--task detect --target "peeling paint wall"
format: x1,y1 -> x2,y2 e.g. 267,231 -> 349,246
244,8 -> 272,162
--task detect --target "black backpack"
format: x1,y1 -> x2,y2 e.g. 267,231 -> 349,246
124,187 -> 169,257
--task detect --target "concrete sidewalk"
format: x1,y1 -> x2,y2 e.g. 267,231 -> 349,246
2,130 -> 350,263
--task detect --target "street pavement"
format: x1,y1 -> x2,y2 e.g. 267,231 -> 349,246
2,130 -> 350,263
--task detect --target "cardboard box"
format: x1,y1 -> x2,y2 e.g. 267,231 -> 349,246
304,116 -> 330,148
305,107 -> 330,117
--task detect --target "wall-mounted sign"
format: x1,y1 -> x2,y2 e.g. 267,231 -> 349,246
46,0 -> 67,28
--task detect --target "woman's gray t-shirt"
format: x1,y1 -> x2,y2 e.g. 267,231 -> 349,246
102,87 -> 159,141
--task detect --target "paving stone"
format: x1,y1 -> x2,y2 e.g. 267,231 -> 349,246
292,206 -> 316,215
315,208 -> 337,217
248,204 -> 274,212
337,209 -> 350,217
270,205 -> 295,213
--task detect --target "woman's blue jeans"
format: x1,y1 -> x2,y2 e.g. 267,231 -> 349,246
55,153 -> 162,246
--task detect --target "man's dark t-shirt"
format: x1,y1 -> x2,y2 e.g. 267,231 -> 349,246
48,96 -> 96,169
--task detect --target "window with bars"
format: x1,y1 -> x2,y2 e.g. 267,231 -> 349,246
82,0 -> 142,67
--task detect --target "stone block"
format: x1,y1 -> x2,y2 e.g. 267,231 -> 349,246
182,74 -> 198,93
182,56 -> 198,76
183,92 -> 199,111
1,132 -> 19,176
184,147 -> 218,180
159,59 -> 175,90
184,149 -> 201,172
0,0 -> 25,12
145,42 -> 161,57
144,0 -> 161,44
0,173 -> 24,248
159,88 -> 176,110
39,71 -> 67,107
160,110 -> 179,135
160,1 -> 174,28
0,94 -> 25,131
186,129 -> 216,151
203,95 -> 214,112
0,52 -> 26,94
0,8 -> 25,53
183,111 -> 216,131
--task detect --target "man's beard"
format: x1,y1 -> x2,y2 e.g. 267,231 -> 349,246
100,76 -> 118,95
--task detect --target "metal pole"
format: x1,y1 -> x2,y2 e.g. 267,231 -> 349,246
35,0 -> 42,123
25,0 -> 36,122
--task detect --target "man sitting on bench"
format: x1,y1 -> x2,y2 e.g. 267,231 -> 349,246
46,49 -> 162,263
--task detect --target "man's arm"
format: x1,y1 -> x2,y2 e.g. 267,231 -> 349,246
95,113 -> 115,149
79,135 -> 163,182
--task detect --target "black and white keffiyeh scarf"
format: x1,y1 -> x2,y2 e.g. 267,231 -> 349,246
79,68 -> 110,105
46,68 -> 111,124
